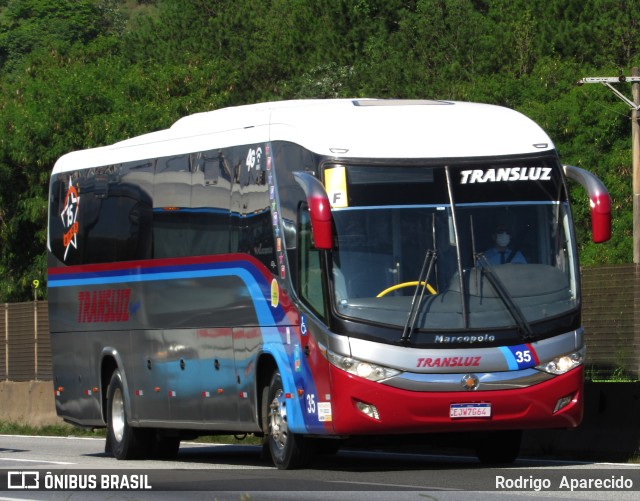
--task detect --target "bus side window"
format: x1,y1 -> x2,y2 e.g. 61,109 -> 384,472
154,154 -> 191,258
298,204 -> 325,319
191,150 -> 231,257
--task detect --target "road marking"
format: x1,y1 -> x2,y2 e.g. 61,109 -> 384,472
0,457 -> 74,465
0,434 -> 103,441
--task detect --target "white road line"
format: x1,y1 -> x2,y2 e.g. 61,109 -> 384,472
0,434 -> 103,441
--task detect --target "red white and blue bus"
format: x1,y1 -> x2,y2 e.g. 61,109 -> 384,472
47,99 -> 611,469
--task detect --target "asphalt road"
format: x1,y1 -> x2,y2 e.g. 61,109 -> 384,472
0,434 -> 639,501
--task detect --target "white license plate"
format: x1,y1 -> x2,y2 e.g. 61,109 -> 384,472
450,403 -> 491,419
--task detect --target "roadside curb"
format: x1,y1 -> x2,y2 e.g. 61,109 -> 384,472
0,381 -> 62,427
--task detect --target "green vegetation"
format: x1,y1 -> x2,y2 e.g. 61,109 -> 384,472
1,0 -> 638,301
0,420 -> 106,437
586,366 -> 638,382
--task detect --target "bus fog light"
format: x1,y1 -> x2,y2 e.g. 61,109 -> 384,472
535,349 -> 584,375
553,394 -> 575,413
355,401 -> 380,420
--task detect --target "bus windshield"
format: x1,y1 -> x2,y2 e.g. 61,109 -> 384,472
329,160 -> 577,336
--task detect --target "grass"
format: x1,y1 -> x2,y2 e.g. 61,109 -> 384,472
585,363 -> 639,383
0,421 -> 106,437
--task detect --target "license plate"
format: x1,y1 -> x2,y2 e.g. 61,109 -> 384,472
450,403 -> 491,419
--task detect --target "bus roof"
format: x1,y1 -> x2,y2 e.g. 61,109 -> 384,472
52,99 -> 555,174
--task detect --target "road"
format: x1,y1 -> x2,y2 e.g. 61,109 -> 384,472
0,434 -> 639,500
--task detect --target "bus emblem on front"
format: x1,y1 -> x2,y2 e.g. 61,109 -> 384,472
461,374 -> 479,391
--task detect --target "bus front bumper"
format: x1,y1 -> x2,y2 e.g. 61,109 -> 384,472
328,364 -> 583,435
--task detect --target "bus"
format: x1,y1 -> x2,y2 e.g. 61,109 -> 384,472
47,99 -> 611,469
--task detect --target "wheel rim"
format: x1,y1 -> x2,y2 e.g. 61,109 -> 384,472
269,388 -> 288,452
111,387 -> 125,443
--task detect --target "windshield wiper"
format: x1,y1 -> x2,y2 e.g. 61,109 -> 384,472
400,249 -> 437,344
475,253 -> 534,341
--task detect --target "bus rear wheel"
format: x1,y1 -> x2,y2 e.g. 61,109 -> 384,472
106,369 -> 152,460
264,371 -> 313,470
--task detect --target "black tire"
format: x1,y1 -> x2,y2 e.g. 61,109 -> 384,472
259,384 -> 271,462
263,371 -> 314,469
106,369 -> 152,460
475,430 -> 522,465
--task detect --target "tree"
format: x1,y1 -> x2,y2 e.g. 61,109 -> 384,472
1,0 -> 640,300
0,0 -> 123,73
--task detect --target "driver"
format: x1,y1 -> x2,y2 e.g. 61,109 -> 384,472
483,224 -> 526,265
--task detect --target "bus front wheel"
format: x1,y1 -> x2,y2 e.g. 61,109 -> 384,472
106,369 -> 151,460
264,371 -> 313,470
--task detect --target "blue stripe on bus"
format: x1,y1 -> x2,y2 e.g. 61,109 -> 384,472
49,266 -> 249,286
499,346 -> 519,371
48,261 -> 250,283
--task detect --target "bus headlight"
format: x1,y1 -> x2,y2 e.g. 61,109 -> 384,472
327,351 -> 401,382
535,349 -> 584,375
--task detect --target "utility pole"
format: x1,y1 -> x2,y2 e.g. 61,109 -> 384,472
578,69 -> 640,264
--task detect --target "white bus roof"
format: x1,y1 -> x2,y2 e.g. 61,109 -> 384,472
52,99 -> 555,175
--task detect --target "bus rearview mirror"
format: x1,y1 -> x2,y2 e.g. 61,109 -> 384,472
563,165 -> 611,243
293,171 -> 333,250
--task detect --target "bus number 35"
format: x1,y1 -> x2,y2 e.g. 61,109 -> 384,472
306,394 -> 316,414
515,350 -> 532,363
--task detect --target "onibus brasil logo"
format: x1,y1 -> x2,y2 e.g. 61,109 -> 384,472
61,179 -> 80,260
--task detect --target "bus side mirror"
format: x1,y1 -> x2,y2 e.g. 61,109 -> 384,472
293,171 -> 333,250
563,164 -> 612,243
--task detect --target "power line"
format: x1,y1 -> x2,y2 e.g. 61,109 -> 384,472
578,76 -> 640,110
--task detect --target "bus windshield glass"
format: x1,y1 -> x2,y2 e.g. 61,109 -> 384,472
328,159 -> 577,336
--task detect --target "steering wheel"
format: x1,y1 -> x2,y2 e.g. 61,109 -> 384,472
376,281 -> 437,298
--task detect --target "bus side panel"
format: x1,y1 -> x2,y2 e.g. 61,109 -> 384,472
48,254 -> 314,432
50,330 -> 104,427
49,256 -> 330,432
